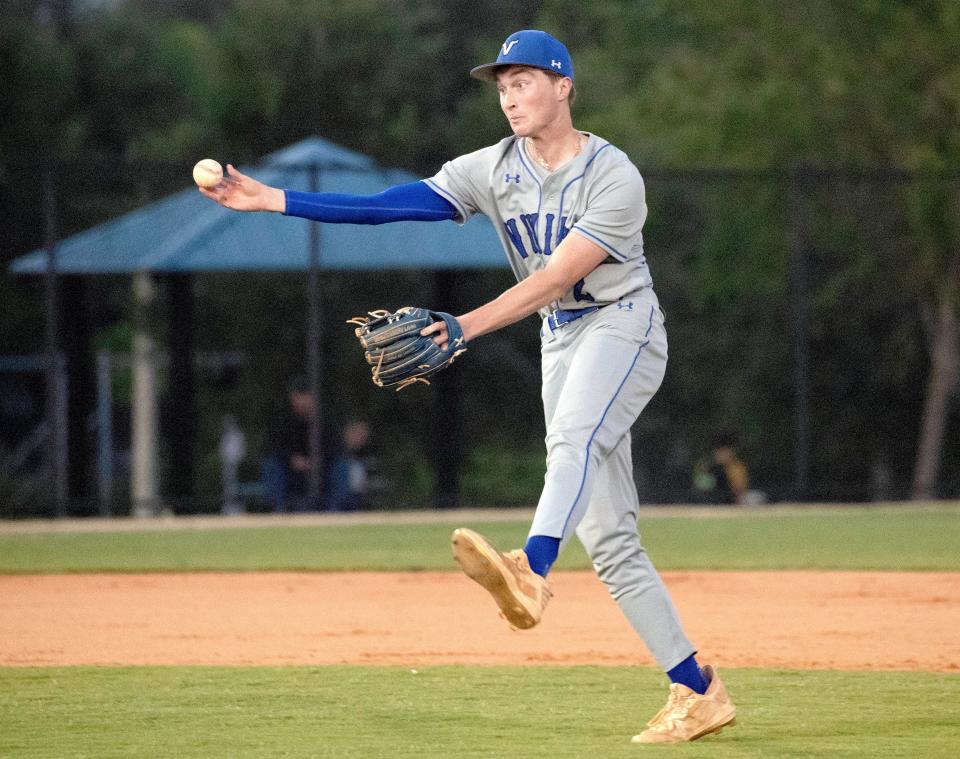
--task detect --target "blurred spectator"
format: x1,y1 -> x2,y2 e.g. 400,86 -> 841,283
693,430 -> 752,505
261,376 -> 319,512
219,414 -> 247,515
325,419 -> 383,511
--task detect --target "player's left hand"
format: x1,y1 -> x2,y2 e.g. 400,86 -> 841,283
347,307 -> 467,390
420,319 -> 450,351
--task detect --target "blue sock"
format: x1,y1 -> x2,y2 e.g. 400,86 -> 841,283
667,654 -> 708,695
523,535 -> 560,577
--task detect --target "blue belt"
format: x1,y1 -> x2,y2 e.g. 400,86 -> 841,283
546,306 -> 601,332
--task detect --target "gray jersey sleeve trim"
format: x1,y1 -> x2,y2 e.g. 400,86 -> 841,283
422,178 -> 469,226
570,226 -> 627,261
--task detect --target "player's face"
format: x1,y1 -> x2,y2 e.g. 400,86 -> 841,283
496,67 -> 568,137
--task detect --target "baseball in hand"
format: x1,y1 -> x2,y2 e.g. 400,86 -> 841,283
192,159 -> 223,188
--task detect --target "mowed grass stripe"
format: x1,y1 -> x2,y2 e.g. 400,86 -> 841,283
0,505 -> 957,573
0,666 -> 957,759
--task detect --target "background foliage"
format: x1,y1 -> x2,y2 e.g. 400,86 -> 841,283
1,0 -> 958,514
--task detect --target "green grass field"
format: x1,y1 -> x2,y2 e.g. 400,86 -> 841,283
2,504 -> 958,758
1,667 -> 957,758
0,503 -> 958,573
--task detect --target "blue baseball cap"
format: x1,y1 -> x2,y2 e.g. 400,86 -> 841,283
470,30 -> 574,82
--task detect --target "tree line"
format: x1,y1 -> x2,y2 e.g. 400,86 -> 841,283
0,0 -> 957,512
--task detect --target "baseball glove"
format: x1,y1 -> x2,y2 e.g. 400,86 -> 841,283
347,307 -> 467,390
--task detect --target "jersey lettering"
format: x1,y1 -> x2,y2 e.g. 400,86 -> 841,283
503,213 -> 573,258
503,218 -> 528,259
543,214 -> 555,255
573,278 -> 596,303
519,213 -> 542,256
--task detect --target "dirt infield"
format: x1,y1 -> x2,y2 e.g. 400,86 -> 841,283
2,570 -> 957,671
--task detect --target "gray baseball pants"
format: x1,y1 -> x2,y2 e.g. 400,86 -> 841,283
530,294 -> 695,671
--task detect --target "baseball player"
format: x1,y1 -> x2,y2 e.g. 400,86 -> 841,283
200,29 -> 736,744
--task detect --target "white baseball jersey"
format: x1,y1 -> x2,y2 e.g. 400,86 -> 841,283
425,133 -> 653,314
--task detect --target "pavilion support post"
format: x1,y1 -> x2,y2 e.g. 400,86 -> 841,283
43,171 -> 69,518
305,163 -> 324,509
96,350 -> 114,517
131,271 -> 161,517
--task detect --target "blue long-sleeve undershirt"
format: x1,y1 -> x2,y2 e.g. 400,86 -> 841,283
282,180 -> 458,225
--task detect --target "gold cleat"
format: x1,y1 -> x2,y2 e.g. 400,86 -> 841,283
451,528 -> 552,630
631,665 -> 737,744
